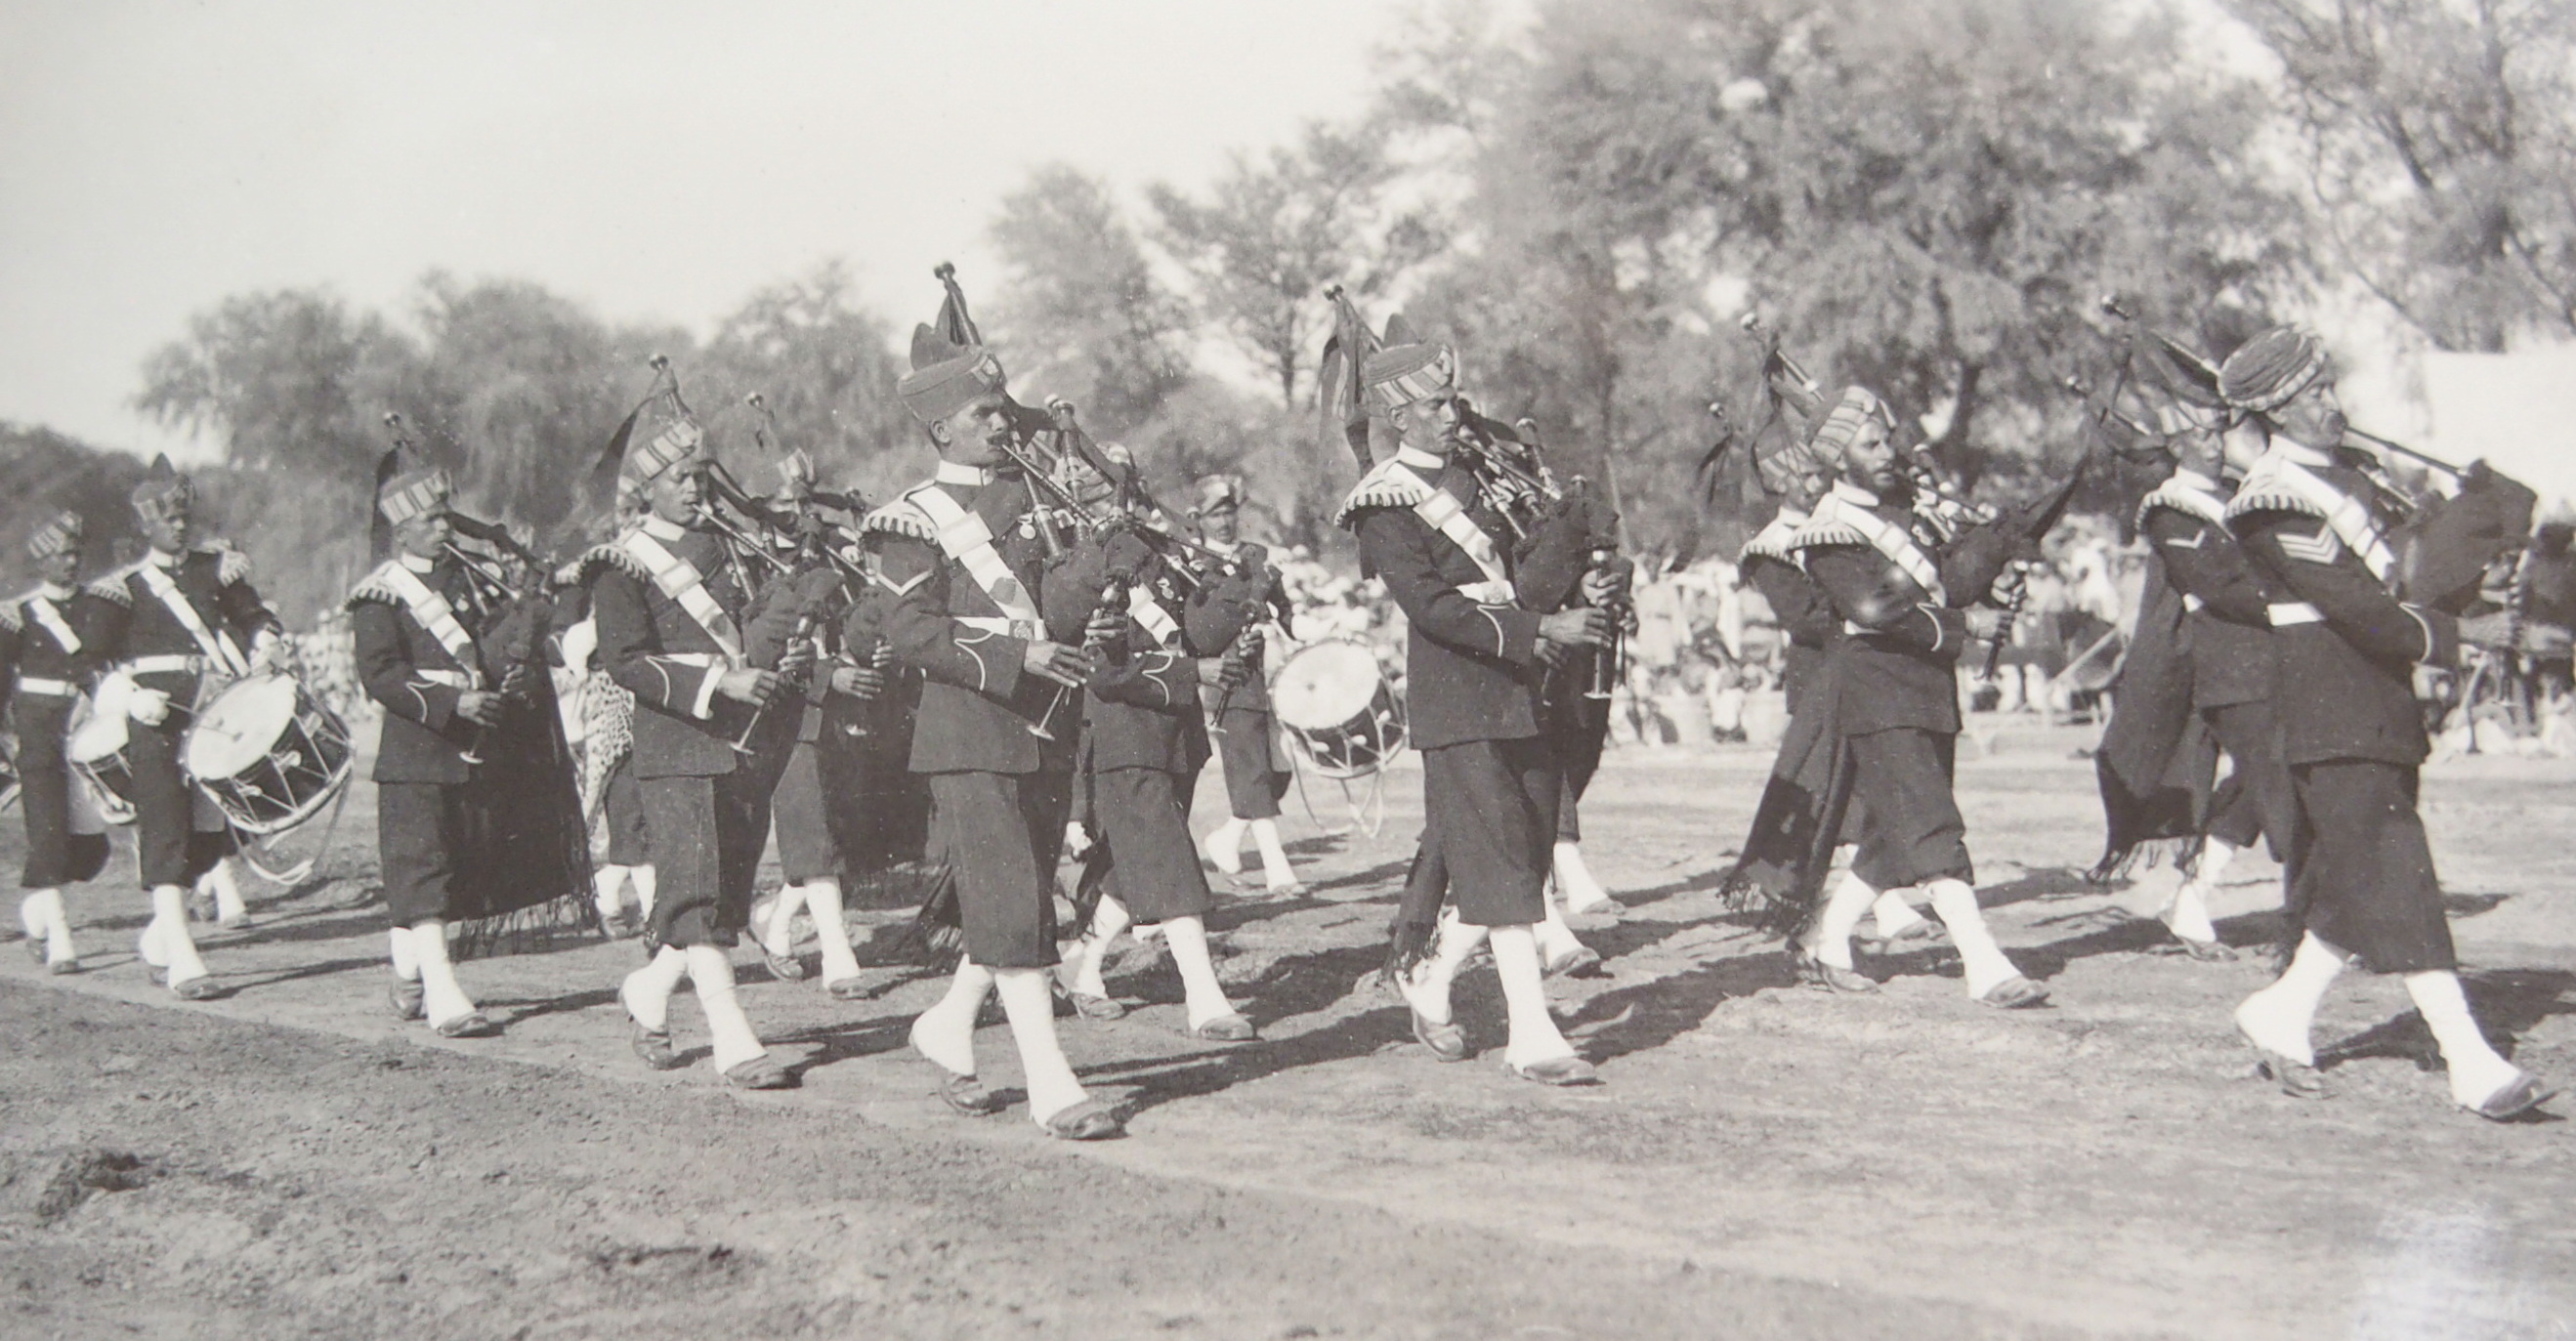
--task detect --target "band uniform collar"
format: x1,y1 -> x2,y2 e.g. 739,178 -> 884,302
935,460 -> 995,488
1830,480 -> 1881,509
1203,536 -> 1241,557
2269,438 -> 2335,470
2171,467 -> 2222,494
36,580 -> 73,601
1773,504 -> 1811,527
400,551 -> 438,573
640,514 -> 690,542
1393,445 -> 1448,473
147,546 -> 184,568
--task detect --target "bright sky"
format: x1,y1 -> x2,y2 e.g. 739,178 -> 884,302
0,0 -> 1406,461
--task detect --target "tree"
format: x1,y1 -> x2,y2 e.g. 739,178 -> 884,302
988,165 -> 1194,430
1380,0 -> 2310,556
407,272 -> 685,542
697,261 -> 918,505
133,288 -> 415,484
2226,0 -> 2576,351
1149,122 -> 1438,407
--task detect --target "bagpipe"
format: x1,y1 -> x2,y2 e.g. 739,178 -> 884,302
1444,400 -> 1629,697
1728,314 -> 2079,676
714,395 -> 881,753
1318,280 -> 1627,693
377,414 -> 560,766
2091,297 -> 2537,617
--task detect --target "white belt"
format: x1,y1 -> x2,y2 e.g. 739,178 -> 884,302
1457,580 -> 1514,604
2267,602 -> 2323,627
16,677 -> 75,696
414,669 -> 473,690
124,654 -> 205,676
957,616 -> 1042,639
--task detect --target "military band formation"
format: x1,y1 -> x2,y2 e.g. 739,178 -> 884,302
0,268 -> 2556,1139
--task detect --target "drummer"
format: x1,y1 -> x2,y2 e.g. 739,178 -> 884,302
347,460 -> 507,1037
3,512 -> 114,974
88,456 -> 288,1001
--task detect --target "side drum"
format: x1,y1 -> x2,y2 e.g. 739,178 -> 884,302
66,695 -> 140,827
1270,640 -> 1407,780
184,674 -> 356,835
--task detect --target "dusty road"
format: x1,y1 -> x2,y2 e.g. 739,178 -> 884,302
3,725 -> 2572,1339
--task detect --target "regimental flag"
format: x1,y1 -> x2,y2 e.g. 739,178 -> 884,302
1316,285 -> 1381,471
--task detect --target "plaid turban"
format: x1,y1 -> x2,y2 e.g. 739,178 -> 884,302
2219,326 -> 2329,415
131,455 -> 194,523
26,511 -> 81,561
1807,387 -> 1894,469
620,407 -> 704,490
376,466 -> 452,525
1363,342 -> 1457,413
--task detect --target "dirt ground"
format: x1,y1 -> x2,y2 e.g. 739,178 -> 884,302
3,722 -> 2573,1340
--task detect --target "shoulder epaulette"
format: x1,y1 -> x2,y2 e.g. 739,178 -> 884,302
573,541 -> 653,583
85,565 -> 139,606
191,543 -> 253,586
1332,460 -> 1437,530
1739,517 -> 1804,566
2222,484 -> 2326,524
2136,481 -> 2232,531
1786,522 -> 1871,552
0,599 -> 21,634
343,560 -> 408,611
862,493 -> 938,543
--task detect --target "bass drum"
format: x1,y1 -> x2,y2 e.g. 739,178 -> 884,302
184,674 -> 356,835
1270,640 -> 1407,780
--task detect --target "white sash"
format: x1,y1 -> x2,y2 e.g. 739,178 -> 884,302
1826,499 -> 1947,606
25,596 -> 79,656
1127,585 -> 1181,647
621,531 -> 744,667
1393,464 -> 1515,603
135,562 -> 248,676
376,562 -> 483,690
2267,457 -> 2397,582
908,485 -> 1046,630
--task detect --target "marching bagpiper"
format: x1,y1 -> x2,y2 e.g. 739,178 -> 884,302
2217,327 -> 2554,1119
88,457 -> 287,1000
2109,406 -> 2297,959
1342,328 -> 1615,1084
865,301 -> 1123,1139
1788,390 -> 2046,1007
586,387 -> 805,1090
348,460 -> 516,1037
1189,475 -> 1305,896
1056,457 -> 1272,1039
750,452 -> 887,999
3,513 -> 112,974
1718,404 -> 1933,952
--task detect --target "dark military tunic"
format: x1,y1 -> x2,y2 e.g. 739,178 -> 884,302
2227,440 -> 2465,972
589,516 -> 795,949
1797,482 -> 1989,893
1076,545 -> 1262,924
867,463 -> 1077,969
88,547 -> 280,889
1741,507 -> 1837,719
2138,471 -> 2296,861
1344,445 -> 1558,927
0,584 -> 112,887
1199,539 -> 1289,821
